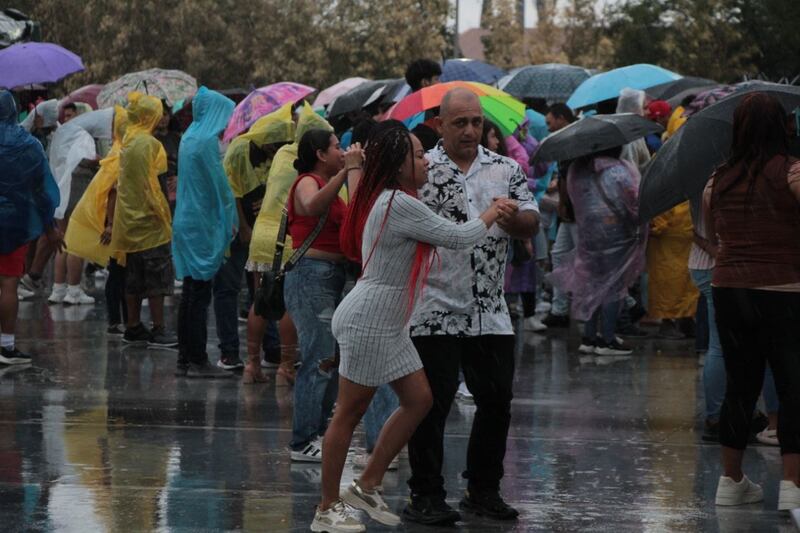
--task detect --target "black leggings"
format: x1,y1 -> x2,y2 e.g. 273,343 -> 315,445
105,259 -> 127,326
713,287 -> 800,454
177,277 -> 213,367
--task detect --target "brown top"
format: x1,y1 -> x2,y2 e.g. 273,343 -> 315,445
710,154 -> 800,288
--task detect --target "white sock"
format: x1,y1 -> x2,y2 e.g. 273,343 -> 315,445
67,284 -> 81,292
0,333 -> 14,350
53,283 -> 66,291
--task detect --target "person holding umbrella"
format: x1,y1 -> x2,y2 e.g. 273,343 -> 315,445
707,92 -> 800,511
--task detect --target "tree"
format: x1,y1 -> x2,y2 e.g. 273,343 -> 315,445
481,0 -> 525,69
561,0 -> 614,70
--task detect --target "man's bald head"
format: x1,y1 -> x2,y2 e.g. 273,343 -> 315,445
440,88 -> 481,119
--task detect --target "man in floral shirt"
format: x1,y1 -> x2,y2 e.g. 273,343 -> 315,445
404,88 -> 539,525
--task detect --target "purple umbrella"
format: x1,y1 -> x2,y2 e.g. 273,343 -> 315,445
223,82 -> 315,142
0,42 -> 84,89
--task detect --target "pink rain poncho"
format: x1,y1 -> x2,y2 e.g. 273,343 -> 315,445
548,157 -> 648,320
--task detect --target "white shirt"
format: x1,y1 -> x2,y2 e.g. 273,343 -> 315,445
410,143 -> 539,337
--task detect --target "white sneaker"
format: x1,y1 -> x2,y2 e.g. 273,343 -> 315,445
456,381 -> 474,402
535,301 -> 551,314
290,437 -> 323,463
349,450 -> 399,471
311,500 -> 365,533
17,285 -> 35,300
341,480 -> 400,526
47,284 -> 67,304
756,428 -> 779,446
715,475 -> 764,506
63,286 -> 95,305
524,316 -> 548,332
779,480 -> 800,511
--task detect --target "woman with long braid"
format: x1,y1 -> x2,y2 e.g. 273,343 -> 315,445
310,126 -> 515,533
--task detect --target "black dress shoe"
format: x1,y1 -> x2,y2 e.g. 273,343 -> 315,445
459,489 -> 519,521
402,494 -> 461,525
542,314 -> 570,328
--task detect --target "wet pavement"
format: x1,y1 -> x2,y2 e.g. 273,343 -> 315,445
1,294 -> 797,532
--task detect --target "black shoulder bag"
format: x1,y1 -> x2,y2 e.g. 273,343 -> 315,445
253,207 -> 329,320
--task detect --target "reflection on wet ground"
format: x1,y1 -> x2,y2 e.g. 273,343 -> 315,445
1,297 -> 795,532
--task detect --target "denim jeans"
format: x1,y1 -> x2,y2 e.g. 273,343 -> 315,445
692,269 -> 780,421
364,385 -> 399,452
178,277 -> 213,367
583,300 -> 622,344
212,236 -> 248,356
285,257 -> 346,450
550,222 -> 578,317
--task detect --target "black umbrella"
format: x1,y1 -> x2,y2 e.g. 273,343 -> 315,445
327,79 -> 396,118
639,82 -> 800,221
646,76 -> 717,101
532,113 -> 663,163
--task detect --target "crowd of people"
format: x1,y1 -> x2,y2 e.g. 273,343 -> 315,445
0,56 -> 798,531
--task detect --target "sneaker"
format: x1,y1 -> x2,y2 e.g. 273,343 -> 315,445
261,359 -> 279,370
578,337 -> 597,354
310,500 -> 365,533
217,354 -> 244,370
715,475 -> 764,506
535,301 -> 551,314
456,381 -> 474,403
0,347 -> 32,365
594,340 -> 633,356
402,494 -> 461,526
702,419 -> 720,443
542,313 -> 570,328
238,308 -> 249,323
186,361 -> 235,379
616,324 -> 649,338
107,324 -> 125,336
20,274 -> 43,294
291,437 -> 323,463
173,279 -> 183,289
778,480 -> 800,511
341,481 -> 400,526
47,285 -> 67,304
147,328 -> 178,350
756,428 -> 779,446
123,323 -> 151,345
523,316 -> 547,332
459,489 -> 519,520
349,450 -> 399,471
63,286 -> 95,305
17,285 -> 35,300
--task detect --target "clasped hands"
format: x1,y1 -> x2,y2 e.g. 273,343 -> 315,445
491,197 -> 519,229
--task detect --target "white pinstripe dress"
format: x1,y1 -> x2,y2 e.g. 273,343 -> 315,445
333,189 -> 488,386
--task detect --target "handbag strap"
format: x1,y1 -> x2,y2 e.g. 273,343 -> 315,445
271,207 -> 290,274
278,210 -> 330,275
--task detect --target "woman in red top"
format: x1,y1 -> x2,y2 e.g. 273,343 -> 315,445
707,93 -> 800,511
285,128 -> 364,463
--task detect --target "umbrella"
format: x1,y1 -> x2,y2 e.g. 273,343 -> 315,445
223,82 -> 315,142
498,63 -> 592,103
328,80 -> 391,118
681,85 -> 736,117
0,42 -> 84,89
388,81 -> 525,137
532,113 -> 663,163
440,58 -> 506,85
567,64 -> 681,109
58,84 -> 104,121
97,68 -> 197,108
639,83 -> 800,221
313,77 -> 370,108
646,76 -> 716,101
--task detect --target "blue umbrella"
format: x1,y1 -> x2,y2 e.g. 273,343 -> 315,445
499,63 -> 591,103
567,64 -> 681,109
440,59 -> 505,85
0,42 -> 84,89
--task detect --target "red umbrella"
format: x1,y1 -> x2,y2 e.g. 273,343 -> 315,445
58,84 -> 104,121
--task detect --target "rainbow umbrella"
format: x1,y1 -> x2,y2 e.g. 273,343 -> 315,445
223,82 -> 315,142
388,81 -> 525,136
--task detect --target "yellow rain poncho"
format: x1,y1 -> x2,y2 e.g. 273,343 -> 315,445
663,106 -> 687,141
64,106 -> 127,266
647,200 -> 699,319
224,103 -> 295,199
111,93 -> 171,255
247,102 -> 339,269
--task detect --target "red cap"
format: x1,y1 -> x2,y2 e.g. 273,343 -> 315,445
647,100 -> 672,119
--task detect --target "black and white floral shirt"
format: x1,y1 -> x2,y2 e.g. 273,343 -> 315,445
410,142 -> 539,337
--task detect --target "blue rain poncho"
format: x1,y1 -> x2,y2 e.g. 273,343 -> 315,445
0,90 -> 59,254
172,87 -> 237,281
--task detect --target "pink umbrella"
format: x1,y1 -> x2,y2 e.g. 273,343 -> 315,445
58,84 -> 104,121
223,82 -> 315,142
312,77 -> 370,108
